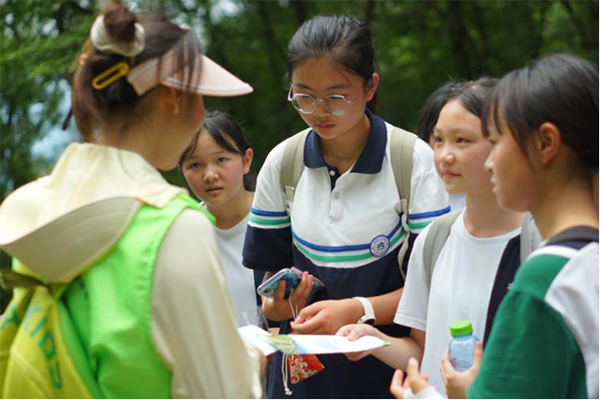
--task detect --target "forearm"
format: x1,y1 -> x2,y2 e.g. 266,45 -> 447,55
368,288 -> 403,325
371,332 -> 423,370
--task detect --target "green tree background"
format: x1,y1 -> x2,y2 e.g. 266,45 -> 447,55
0,0 -> 598,310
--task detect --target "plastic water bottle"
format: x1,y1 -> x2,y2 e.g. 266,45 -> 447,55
448,321 -> 480,372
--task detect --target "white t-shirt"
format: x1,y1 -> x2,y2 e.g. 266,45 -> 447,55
394,210 -> 521,395
214,212 -> 260,326
449,193 -> 466,212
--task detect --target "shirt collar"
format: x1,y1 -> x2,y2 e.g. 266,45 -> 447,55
303,109 -> 388,174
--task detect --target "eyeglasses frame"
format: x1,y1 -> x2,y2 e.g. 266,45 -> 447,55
287,86 -> 360,116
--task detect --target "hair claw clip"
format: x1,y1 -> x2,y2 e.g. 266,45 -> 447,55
91,61 -> 130,90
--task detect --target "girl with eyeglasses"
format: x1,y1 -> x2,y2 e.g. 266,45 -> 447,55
242,14 -> 449,398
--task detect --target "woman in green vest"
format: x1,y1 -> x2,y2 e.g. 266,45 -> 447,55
0,1 -> 262,398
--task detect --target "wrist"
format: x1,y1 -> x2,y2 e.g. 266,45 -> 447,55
353,296 -> 376,325
261,300 -> 291,322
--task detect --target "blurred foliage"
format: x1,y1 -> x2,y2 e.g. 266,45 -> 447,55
0,0 -> 598,310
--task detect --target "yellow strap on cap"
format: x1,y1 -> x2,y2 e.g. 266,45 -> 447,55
91,61 -> 130,90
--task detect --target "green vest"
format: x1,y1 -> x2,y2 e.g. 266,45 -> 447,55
1,195 -> 213,398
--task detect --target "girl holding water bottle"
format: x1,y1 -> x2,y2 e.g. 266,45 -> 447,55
337,77 -> 526,396
393,54 -> 599,399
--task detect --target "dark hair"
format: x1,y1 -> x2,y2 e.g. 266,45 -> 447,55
72,1 -> 202,141
416,82 -> 462,142
285,15 -> 378,112
416,78 -> 497,142
482,54 -> 599,172
179,110 -> 256,191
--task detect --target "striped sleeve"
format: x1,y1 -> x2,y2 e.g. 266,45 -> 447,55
249,208 -> 290,229
242,141 -> 294,272
407,139 -> 450,234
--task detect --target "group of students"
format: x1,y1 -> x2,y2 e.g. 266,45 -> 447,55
0,2 -> 597,399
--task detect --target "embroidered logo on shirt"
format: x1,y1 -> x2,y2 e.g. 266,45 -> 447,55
370,235 -> 390,257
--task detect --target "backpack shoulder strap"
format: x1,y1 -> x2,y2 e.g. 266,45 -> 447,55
546,226 -> 599,246
280,128 -> 311,214
422,210 -> 461,287
519,213 -> 542,263
390,126 -> 418,207
390,127 -> 418,279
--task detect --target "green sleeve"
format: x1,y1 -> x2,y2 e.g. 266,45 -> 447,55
467,291 -> 587,399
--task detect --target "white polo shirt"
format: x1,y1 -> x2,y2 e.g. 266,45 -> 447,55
242,110 -> 449,399
243,110 -> 448,298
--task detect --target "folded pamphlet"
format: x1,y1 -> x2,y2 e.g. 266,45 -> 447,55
238,325 -> 389,356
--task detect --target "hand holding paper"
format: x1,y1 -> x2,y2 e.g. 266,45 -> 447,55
238,325 -> 389,356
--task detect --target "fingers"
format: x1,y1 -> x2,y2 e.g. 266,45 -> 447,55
335,323 -> 369,339
289,272 -> 312,307
290,310 -> 323,334
348,325 -> 373,341
295,301 -> 320,321
472,341 -> 483,372
389,369 -> 406,399
293,272 -> 312,297
274,279 -> 286,302
345,350 -> 370,362
335,324 -> 355,337
440,349 -> 454,383
406,357 -> 428,394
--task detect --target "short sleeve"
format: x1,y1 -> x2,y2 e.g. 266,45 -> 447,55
407,139 -> 450,234
394,223 -> 432,331
468,290 -> 585,399
242,141 -> 294,271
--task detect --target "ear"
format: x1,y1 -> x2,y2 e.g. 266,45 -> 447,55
365,73 -> 379,102
79,54 -> 88,66
535,122 -> 561,165
242,148 -> 254,175
161,86 -> 182,115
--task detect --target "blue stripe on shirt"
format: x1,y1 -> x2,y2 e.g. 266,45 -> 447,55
250,208 -> 288,217
409,206 -> 451,220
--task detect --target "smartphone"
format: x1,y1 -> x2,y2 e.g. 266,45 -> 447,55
257,267 -> 323,299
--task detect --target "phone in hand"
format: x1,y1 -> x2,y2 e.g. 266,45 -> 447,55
257,267 -> 323,299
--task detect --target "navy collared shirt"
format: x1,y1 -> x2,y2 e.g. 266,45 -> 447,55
304,109 -> 388,189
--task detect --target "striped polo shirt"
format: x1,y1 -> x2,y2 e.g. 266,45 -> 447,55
243,110 -> 449,283
242,111 -> 448,399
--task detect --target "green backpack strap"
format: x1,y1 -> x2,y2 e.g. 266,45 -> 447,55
422,210 -> 461,288
280,128 -> 311,215
390,127 -> 418,280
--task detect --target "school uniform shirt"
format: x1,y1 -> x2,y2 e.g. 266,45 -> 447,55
214,212 -> 262,326
469,239 -> 599,399
394,210 -> 521,395
242,110 -> 449,398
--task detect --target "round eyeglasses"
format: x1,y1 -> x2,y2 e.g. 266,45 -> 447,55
287,87 -> 359,116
